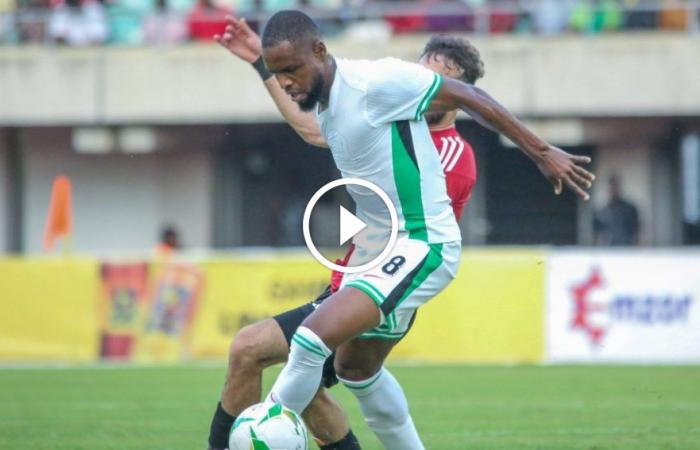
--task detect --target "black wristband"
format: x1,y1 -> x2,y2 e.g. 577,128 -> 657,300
251,56 -> 273,81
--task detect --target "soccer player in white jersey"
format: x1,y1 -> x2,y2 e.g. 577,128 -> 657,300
254,10 -> 594,450
207,20 -> 488,450
224,10 -> 593,450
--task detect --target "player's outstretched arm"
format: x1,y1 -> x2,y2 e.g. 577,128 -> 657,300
214,16 -> 328,149
430,78 -> 595,200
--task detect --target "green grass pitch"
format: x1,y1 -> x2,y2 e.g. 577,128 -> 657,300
1,364 -> 698,449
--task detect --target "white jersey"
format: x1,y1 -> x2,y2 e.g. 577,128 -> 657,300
316,57 -> 461,255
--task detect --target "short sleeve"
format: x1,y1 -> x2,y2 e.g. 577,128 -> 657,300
365,58 -> 443,126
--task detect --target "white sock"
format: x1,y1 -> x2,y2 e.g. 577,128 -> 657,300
339,367 -> 425,450
266,326 -> 332,414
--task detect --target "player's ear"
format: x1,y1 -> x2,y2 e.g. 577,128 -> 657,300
312,39 -> 326,60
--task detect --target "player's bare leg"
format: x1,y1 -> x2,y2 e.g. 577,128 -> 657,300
303,389 -> 355,447
208,319 -> 288,449
208,317 -> 360,449
221,319 -> 289,414
303,288 -> 382,348
333,337 -> 394,381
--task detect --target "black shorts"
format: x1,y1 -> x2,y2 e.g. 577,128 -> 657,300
273,286 -> 338,388
272,285 -> 417,389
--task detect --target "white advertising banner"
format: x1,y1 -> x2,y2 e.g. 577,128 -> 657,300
546,251 -> 700,363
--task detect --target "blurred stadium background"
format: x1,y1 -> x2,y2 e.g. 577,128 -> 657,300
1,0 -> 700,449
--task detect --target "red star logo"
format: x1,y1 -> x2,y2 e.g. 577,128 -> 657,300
570,267 -> 607,346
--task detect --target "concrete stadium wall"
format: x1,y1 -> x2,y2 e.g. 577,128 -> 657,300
8,117 -> 688,254
1,33 -> 699,125
20,128 -> 213,254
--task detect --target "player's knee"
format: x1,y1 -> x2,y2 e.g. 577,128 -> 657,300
334,359 -> 381,382
228,324 -> 267,371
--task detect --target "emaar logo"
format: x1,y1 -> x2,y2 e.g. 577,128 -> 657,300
570,267 -> 694,347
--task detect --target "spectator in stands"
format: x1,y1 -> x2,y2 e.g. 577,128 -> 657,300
594,175 -> 640,246
487,0 -> 519,34
16,0 -> 51,43
107,0 -> 151,46
570,0 -> 622,34
423,0 -> 470,33
0,0 -> 14,42
48,0 -> 108,46
529,0 -> 573,35
622,0 -> 658,30
143,0 -> 186,44
658,0 -> 688,31
383,7 -> 425,34
187,0 -> 228,41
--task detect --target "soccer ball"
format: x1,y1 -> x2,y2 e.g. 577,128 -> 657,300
229,402 -> 308,450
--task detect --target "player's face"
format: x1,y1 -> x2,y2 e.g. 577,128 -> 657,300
263,40 -> 326,111
419,53 -> 463,125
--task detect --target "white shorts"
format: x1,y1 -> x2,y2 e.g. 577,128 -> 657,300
340,237 -> 461,339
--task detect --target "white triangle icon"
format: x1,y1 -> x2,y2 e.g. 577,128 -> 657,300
339,205 -> 367,246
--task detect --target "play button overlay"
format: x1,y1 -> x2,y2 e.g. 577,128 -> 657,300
303,178 -> 398,274
339,205 -> 367,246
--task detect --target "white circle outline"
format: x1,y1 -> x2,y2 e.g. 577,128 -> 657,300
302,178 -> 398,274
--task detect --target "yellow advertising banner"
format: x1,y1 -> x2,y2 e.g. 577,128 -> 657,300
0,250 -> 544,363
132,262 -> 204,362
190,254 -> 329,358
0,258 -> 99,362
97,261 -> 204,362
98,261 -> 150,359
190,249 -> 545,363
391,249 -> 546,363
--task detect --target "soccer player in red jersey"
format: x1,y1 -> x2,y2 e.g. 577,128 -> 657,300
207,22 -> 504,450
419,35 -> 481,222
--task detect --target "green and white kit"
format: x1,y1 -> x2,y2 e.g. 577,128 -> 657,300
316,57 -> 462,338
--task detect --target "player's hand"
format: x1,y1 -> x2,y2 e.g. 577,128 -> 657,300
214,15 -> 262,64
536,146 -> 595,200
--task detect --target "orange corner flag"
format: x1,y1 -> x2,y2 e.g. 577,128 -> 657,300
43,175 -> 73,252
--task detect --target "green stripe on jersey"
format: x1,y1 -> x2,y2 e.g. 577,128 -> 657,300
347,280 -> 396,329
347,280 -> 385,306
393,243 -> 444,312
392,122 -> 428,241
415,73 -> 443,121
359,331 -> 405,340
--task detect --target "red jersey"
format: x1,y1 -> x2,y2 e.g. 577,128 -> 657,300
330,126 -> 477,292
430,126 -> 477,221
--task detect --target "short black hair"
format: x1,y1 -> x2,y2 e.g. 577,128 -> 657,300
421,35 -> 485,85
160,225 -> 178,241
262,10 -> 321,48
